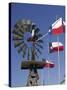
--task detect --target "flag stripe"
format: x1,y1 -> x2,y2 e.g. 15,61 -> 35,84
52,26 -> 63,35
44,60 -> 54,68
52,42 -> 63,47
49,18 -> 65,35
52,46 -> 64,52
49,42 -> 64,53
52,18 -> 62,29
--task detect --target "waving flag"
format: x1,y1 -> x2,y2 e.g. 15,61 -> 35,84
49,42 -> 64,53
63,21 -> 65,33
44,60 -> 54,68
49,18 -> 65,35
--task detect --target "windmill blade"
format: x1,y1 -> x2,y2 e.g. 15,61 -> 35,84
14,24 -> 19,29
34,46 -> 42,54
35,51 -> 39,59
12,28 -> 23,37
18,45 -> 24,53
14,20 -> 23,28
14,22 -> 24,32
37,40 -> 43,43
35,43 -> 43,49
35,27 -> 40,34
21,24 -> 32,33
32,24 -> 36,29
19,28 -> 24,34
12,34 -> 23,40
22,45 -> 27,58
27,48 -> 30,60
19,24 -> 27,33
13,37 -> 23,41
27,24 -> 32,32
23,24 -> 28,32
18,43 -> 26,53
20,19 -> 32,32
14,41 -> 24,48
27,20 -> 32,32
36,33 -> 42,38
27,19 -> 32,25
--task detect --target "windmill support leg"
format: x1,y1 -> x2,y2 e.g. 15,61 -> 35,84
26,68 -> 39,86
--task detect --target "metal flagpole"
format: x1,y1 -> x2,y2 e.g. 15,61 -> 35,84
47,62 -> 50,85
42,68 -> 44,85
47,42 -> 50,85
57,35 -> 61,84
47,31 -> 50,85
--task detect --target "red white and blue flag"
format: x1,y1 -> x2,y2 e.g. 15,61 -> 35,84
49,18 -> 65,35
44,60 -> 54,68
49,42 -> 64,53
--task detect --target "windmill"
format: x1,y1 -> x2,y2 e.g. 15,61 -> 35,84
12,19 -> 47,86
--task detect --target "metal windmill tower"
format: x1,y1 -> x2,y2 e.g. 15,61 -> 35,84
12,19 -> 50,86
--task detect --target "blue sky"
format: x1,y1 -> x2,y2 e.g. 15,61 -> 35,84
10,3 -> 65,87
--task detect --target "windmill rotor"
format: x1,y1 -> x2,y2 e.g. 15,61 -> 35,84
12,19 -> 43,60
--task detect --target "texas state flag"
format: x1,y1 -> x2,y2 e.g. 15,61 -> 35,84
49,42 -> 64,53
44,60 -> 54,68
49,18 -> 65,35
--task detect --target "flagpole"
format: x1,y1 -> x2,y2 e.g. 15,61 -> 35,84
41,68 -> 44,85
47,43 -> 50,85
56,16 -> 61,84
57,35 -> 61,84
42,69 -> 44,85
47,62 -> 50,85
